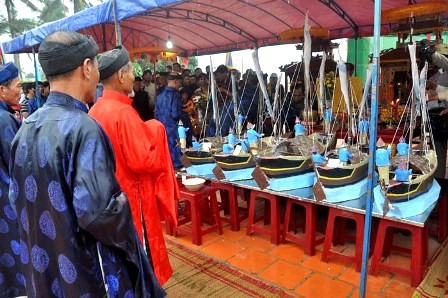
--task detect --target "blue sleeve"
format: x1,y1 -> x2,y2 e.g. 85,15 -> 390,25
171,93 -> 182,120
28,99 -> 37,115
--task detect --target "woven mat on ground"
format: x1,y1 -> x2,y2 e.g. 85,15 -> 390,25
163,238 -> 293,297
413,238 -> 448,297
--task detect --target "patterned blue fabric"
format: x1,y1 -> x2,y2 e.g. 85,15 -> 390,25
0,101 -> 25,298
155,86 -> 182,168
9,92 -> 165,297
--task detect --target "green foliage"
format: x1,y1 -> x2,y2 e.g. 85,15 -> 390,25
24,72 -> 35,80
132,58 -> 172,73
0,0 -> 36,37
132,62 -> 142,78
187,56 -> 198,71
1,17 -> 36,36
39,0 -> 68,23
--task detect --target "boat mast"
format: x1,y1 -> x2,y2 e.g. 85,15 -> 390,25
338,60 -> 352,143
318,52 -> 327,122
231,72 -> 239,135
303,13 -> 311,124
408,43 -> 420,157
209,57 -> 220,138
272,73 -> 283,138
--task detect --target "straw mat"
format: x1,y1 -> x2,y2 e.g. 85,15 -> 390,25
413,238 -> 448,297
163,238 -> 293,297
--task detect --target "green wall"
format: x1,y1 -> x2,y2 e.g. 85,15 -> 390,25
347,32 -> 448,84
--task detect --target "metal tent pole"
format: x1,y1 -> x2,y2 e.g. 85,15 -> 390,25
112,0 -> 122,46
360,0 -> 381,297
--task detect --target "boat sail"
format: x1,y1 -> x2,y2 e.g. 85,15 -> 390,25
314,60 -> 369,188
253,14 -> 329,184
383,43 -> 438,201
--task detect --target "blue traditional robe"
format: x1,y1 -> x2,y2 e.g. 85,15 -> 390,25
0,101 -> 26,298
9,92 -> 165,298
155,86 -> 182,168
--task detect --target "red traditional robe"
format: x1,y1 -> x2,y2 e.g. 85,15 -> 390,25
89,89 -> 178,285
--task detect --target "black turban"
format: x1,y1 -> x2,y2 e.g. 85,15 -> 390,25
98,46 -> 130,81
38,34 -> 98,76
167,72 -> 182,81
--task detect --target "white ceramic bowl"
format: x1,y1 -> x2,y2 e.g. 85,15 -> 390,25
182,178 -> 205,192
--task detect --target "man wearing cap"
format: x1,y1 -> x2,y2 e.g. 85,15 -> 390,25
9,30 -> 165,297
142,69 -> 157,114
0,62 -> 26,298
131,76 -> 153,120
267,72 -> 285,101
213,64 -> 234,136
89,45 -> 177,286
155,72 -> 183,169
28,81 -> 47,116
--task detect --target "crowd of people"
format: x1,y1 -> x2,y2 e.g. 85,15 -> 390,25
127,61 -> 319,169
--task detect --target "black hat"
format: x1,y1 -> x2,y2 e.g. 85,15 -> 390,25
179,86 -> 193,96
214,64 -> 228,74
167,72 -> 182,81
38,32 -> 98,76
98,45 -> 130,81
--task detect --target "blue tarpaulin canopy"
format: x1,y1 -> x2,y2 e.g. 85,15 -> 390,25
3,0 -> 447,56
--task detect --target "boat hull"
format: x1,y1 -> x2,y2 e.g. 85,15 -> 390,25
213,154 -> 255,170
385,150 -> 438,202
386,176 -> 434,202
257,156 -> 313,178
316,159 -> 369,188
184,150 -> 214,165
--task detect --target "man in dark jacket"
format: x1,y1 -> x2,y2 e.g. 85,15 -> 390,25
155,72 -> 183,169
132,76 -> 153,120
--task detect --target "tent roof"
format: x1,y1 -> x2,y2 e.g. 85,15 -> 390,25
2,0 -> 447,55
